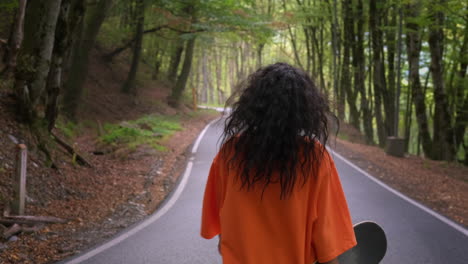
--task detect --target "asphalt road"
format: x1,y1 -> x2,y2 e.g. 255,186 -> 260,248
61,119 -> 468,264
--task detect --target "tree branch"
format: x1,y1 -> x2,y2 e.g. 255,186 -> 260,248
103,25 -> 204,61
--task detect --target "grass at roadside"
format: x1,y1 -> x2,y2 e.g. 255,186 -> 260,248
100,114 -> 182,151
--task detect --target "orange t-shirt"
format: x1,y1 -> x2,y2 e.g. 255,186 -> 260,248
201,145 -> 356,264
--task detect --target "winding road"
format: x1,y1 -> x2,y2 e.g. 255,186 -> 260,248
60,119 -> 468,264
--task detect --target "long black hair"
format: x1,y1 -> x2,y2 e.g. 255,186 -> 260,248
222,62 -> 335,199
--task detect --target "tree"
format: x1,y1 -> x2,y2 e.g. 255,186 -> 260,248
122,0 -> 146,95
369,0 -> 388,147
341,0 -> 359,129
45,0 -> 79,131
405,0 -> 433,157
354,0 -> 373,144
15,0 -> 62,122
428,0 -> 455,160
168,35 -> 196,106
62,0 -> 113,120
1,0 -> 27,76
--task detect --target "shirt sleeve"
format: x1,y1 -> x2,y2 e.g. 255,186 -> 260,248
201,154 -> 222,239
312,151 -> 357,263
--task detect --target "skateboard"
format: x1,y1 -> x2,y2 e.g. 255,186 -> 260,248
338,221 -> 387,264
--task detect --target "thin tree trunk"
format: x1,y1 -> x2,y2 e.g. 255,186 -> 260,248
405,1 -> 432,157
303,27 -> 312,73
355,0 -> 373,144
214,46 -> 224,105
45,0 -> 76,131
283,0 -> 304,69
257,43 -> 264,69
15,0 -> 63,122
1,0 -> 27,76
167,39 -> 184,82
394,7 -> 404,137
168,37 -> 196,107
341,0 -> 359,128
62,0 -> 112,119
453,23 -> 468,155
370,0 -> 387,147
325,0 -> 341,118
207,52 -> 214,104
122,0 -> 145,95
313,23 -> 326,94
201,48 -> 209,104
385,5 -> 397,137
403,85 -> 413,152
428,0 -> 454,160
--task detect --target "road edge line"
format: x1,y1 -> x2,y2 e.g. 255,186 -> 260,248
330,149 -> 468,237
63,118 -> 219,264
192,118 -> 219,153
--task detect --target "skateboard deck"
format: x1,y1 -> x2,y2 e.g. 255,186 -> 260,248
338,221 -> 387,264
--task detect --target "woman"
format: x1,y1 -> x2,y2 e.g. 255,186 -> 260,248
201,63 -> 356,264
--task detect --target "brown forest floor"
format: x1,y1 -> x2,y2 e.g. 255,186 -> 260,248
0,47 -> 218,263
331,124 -> 468,227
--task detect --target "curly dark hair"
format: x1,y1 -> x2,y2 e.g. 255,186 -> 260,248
222,62 -> 335,199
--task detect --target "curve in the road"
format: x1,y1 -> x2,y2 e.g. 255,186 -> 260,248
61,118 -> 220,264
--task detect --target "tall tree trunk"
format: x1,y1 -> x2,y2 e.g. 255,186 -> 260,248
403,85 -> 413,152
369,0 -> 387,147
405,1 -> 433,157
207,52 -> 214,104
167,39 -> 184,82
453,23 -> 468,158
354,0 -> 373,144
428,0 -> 454,160
384,4 -> 397,137
45,0 -> 76,131
1,0 -> 27,76
325,0 -> 342,118
303,27 -> 312,74
395,7 -> 404,137
15,0 -> 62,122
201,48 -> 209,104
312,23 -> 326,94
168,36 -> 196,107
62,0 -> 112,120
341,0 -> 359,128
152,49 -> 161,80
257,43 -> 264,69
122,0 -> 145,95
214,45 -> 224,105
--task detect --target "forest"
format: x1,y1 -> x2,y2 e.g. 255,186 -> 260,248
0,0 -> 467,163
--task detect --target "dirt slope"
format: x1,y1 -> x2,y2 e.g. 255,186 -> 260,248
0,47 -> 218,263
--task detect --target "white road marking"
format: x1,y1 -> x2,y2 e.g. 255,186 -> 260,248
64,119 -> 217,264
330,150 -> 468,237
192,118 -> 220,154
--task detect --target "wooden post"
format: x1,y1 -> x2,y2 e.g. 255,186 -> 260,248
12,144 -> 27,215
192,85 -> 198,111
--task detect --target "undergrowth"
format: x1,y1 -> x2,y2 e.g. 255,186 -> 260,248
100,114 -> 182,151
55,120 -> 79,139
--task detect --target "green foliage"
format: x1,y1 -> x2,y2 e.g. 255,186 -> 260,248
0,0 -> 18,9
100,115 -> 182,151
55,120 -> 79,139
